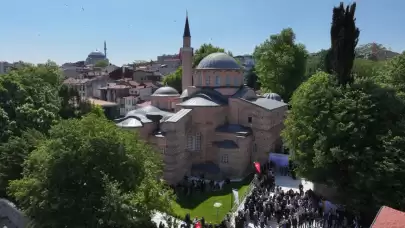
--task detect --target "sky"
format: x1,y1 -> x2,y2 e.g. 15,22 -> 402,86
1,0 -> 404,65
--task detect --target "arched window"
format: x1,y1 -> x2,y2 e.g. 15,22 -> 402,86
187,132 -> 201,151
253,143 -> 257,153
215,75 -> 221,86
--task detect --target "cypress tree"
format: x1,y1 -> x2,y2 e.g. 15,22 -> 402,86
325,2 -> 360,85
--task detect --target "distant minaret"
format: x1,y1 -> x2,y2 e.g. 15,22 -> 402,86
181,11 -> 193,91
104,41 -> 107,58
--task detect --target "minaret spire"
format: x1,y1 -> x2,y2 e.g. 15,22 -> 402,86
181,11 -> 192,91
183,11 -> 191,38
104,41 -> 107,58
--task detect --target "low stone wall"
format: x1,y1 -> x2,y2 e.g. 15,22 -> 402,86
0,199 -> 27,228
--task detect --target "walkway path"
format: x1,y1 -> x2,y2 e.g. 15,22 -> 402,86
229,175 -> 314,228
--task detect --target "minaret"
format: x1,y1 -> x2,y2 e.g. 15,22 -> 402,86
181,12 -> 193,91
104,41 -> 107,58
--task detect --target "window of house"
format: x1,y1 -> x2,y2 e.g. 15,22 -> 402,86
248,117 -> 252,123
162,147 -> 166,154
205,75 -> 210,86
215,75 -> 221,86
226,75 -> 230,86
221,154 -> 229,163
187,132 -> 201,151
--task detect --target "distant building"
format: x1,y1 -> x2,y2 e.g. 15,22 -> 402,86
133,69 -> 163,82
99,80 -> 157,116
63,71 -> 110,98
0,61 -> 12,74
85,41 -> 109,65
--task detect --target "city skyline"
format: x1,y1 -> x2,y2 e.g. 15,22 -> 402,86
1,0 -> 404,65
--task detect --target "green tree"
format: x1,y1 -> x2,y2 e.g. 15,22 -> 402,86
283,72 -> 405,220
324,3 -> 359,85
244,66 -> 260,90
58,84 -> 92,119
8,113 -> 172,228
0,63 -> 61,142
95,59 -> 109,68
253,28 -> 308,102
282,3 -> 405,223
376,52 -> 405,97
0,130 -> 44,199
163,67 -> 182,93
0,63 -> 92,200
352,58 -> 384,79
306,49 -> 329,77
193,43 -> 229,68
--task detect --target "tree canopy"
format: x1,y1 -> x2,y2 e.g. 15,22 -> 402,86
283,72 -> 405,217
0,62 -> 61,143
253,28 -> 308,102
8,113 -> 172,228
282,3 -> 405,223
0,63 -> 91,200
324,2 -> 359,85
162,67 -> 182,93
94,59 -> 109,68
376,52 -> 405,97
244,66 -> 260,90
193,43 -> 231,68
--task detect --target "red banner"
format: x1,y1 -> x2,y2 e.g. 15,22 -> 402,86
254,162 -> 261,173
195,221 -> 201,228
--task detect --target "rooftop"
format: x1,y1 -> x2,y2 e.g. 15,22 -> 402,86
242,98 -> 287,111
372,206 -> 405,228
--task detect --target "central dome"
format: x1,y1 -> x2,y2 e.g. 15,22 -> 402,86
196,53 -> 241,70
88,51 -> 105,57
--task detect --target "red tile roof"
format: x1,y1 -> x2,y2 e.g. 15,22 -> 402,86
372,206 -> 405,228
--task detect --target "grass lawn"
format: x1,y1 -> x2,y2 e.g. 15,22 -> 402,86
171,174 -> 253,224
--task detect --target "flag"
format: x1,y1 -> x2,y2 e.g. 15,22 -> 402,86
254,162 -> 261,173
195,221 -> 201,228
232,188 -> 239,205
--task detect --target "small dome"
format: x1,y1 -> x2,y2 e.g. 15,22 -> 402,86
196,53 -> 241,70
152,86 -> 180,96
263,93 -> 282,101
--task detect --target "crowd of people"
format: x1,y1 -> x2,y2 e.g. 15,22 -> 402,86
156,162 -> 363,228
234,162 -> 361,228
170,176 -> 229,197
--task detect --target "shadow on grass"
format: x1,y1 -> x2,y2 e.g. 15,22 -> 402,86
175,173 -> 253,210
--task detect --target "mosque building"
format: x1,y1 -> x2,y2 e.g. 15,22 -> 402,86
116,14 -> 288,184
85,41 -> 109,65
